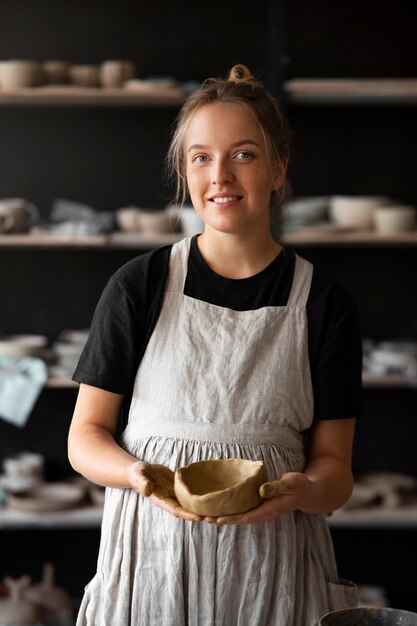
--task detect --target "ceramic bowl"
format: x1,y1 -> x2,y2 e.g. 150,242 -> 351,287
174,458 -> 268,516
179,207 -> 205,236
373,206 -> 416,233
285,196 -> 329,225
0,334 -> 48,358
329,196 -> 389,230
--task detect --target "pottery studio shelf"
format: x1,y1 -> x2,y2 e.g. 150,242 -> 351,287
45,373 -> 414,390
0,505 -> 102,529
2,502 -> 417,530
2,231 -> 417,249
328,506 -> 417,529
0,86 -> 185,107
283,78 -> 417,106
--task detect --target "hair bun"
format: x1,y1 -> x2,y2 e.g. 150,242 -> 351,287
228,64 -> 256,84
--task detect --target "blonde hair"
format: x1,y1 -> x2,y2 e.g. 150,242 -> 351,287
166,64 -> 291,239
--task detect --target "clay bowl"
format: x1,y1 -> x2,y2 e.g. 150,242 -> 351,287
174,458 -> 268,516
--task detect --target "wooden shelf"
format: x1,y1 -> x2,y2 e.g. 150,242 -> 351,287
44,372 -> 413,390
1,502 -> 417,530
0,232 -> 182,249
284,78 -> 417,106
329,506 -> 417,529
0,504 -> 102,529
284,229 -> 417,247
362,372 -> 415,389
2,230 -> 417,249
0,86 -> 185,108
46,377 -> 78,388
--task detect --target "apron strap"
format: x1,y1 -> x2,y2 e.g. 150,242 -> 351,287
287,255 -> 313,308
165,236 -> 192,293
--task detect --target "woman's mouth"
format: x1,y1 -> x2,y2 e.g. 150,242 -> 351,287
209,195 -> 243,204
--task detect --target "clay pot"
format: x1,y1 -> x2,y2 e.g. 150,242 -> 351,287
24,563 -> 73,624
174,458 -> 267,516
0,576 -> 44,625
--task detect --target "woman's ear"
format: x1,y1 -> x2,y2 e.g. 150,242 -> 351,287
272,158 -> 288,191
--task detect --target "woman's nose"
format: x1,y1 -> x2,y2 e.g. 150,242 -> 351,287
210,159 -> 233,185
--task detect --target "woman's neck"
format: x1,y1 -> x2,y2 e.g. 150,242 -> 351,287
196,229 -> 282,279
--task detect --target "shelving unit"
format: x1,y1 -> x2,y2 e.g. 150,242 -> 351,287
0,87 -> 185,107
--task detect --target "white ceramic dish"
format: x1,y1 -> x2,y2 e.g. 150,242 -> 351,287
373,206 -> 416,233
329,195 -> 389,230
0,334 -> 48,358
6,482 -> 86,512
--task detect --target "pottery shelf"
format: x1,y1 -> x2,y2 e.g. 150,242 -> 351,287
328,506 -> 417,529
2,503 -> 417,530
2,231 -> 417,249
0,504 -> 102,529
283,78 -> 417,106
45,373 -> 413,390
0,86 -> 185,108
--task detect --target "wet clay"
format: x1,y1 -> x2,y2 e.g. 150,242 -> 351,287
174,458 -> 267,516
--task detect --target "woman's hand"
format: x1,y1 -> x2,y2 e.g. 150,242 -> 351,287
127,461 -> 202,522
205,472 -> 316,525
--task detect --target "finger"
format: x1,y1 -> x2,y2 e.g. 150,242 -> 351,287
131,472 -> 155,497
153,496 -> 202,522
259,480 -> 290,498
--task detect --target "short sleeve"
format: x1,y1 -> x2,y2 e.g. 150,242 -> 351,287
307,270 -> 363,420
72,247 -> 171,395
72,270 -> 145,395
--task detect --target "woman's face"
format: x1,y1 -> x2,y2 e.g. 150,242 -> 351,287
184,102 -> 285,238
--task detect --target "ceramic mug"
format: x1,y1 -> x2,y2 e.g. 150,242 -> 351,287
0,60 -> 42,89
99,60 -> 136,88
42,60 -> 70,84
0,198 -> 39,233
69,64 -> 100,87
116,206 -> 141,231
0,208 -> 14,233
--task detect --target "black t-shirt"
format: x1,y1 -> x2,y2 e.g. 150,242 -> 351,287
73,236 -> 363,425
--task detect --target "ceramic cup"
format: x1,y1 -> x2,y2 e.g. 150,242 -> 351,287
69,64 -> 100,87
0,208 -> 14,233
42,60 -> 70,84
99,60 -> 136,88
179,206 -> 205,236
116,206 -> 142,231
0,198 -> 39,233
329,195 -> 389,230
0,60 -> 42,89
373,206 -> 416,233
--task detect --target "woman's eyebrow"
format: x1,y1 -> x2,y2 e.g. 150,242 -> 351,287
187,139 -> 261,153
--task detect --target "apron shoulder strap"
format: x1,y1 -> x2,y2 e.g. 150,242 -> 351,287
165,236 -> 192,292
287,254 -> 313,307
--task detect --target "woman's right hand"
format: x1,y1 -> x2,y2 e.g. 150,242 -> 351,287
127,461 -> 202,522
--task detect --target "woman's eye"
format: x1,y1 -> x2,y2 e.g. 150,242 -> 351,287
193,155 -> 208,164
236,151 -> 253,160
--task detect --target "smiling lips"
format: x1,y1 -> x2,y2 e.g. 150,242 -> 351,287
209,195 -> 243,204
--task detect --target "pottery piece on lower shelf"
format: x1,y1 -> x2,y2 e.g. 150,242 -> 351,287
174,458 -> 267,516
0,575 -> 44,625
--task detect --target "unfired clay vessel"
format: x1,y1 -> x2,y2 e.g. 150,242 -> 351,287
174,458 -> 267,516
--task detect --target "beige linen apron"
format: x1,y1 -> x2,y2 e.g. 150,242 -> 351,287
77,237 -> 357,626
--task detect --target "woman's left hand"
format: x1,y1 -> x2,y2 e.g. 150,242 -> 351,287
204,472 -> 316,525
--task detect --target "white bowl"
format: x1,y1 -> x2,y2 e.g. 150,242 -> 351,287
179,207 -> 205,236
329,196 -> 389,230
373,206 -> 416,233
0,334 -> 48,358
286,196 -> 329,224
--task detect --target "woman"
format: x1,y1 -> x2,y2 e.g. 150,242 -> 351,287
68,65 -> 362,625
